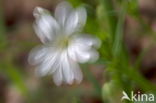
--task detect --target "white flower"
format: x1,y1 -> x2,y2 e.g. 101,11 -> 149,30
28,1 -> 101,86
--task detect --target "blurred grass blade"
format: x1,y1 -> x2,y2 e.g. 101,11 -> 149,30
0,0 -> 7,49
113,2 -> 126,57
100,0 -> 117,37
125,67 -> 156,93
4,63 -> 28,95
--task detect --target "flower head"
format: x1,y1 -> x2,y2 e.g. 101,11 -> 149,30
28,1 -> 101,86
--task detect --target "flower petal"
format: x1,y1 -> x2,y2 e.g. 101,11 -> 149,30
72,35 -> 101,48
61,51 -> 74,84
53,65 -> 63,86
73,47 -> 99,63
54,1 -> 73,27
68,35 -> 100,63
28,46 -> 48,65
71,61 -> 83,83
33,7 -> 60,43
36,49 -> 60,76
65,7 -> 87,35
53,50 -> 83,85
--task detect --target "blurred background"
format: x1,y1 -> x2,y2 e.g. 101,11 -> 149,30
0,0 -> 156,103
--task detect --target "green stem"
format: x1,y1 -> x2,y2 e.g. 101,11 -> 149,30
83,65 -> 102,96
125,67 -> 156,93
101,0 -> 117,38
112,1 -> 127,57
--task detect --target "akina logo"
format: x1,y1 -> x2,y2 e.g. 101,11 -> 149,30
122,91 -> 155,102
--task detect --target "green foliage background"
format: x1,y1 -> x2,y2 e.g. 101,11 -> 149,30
0,0 -> 156,103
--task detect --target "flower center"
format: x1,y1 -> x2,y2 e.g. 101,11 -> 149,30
56,35 -> 69,49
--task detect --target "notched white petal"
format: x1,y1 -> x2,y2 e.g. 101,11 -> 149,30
75,48 -> 99,63
33,7 -> 44,18
65,7 -> 87,35
52,51 -> 83,85
72,35 -> 101,48
68,35 -> 101,63
33,7 -> 60,43
71,61 -> 83,83
28,46 -> 47,65
61,51 -> 74,84
54,1 -> 73,27
53,66 -> 63,86
36,50 -> 60,77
